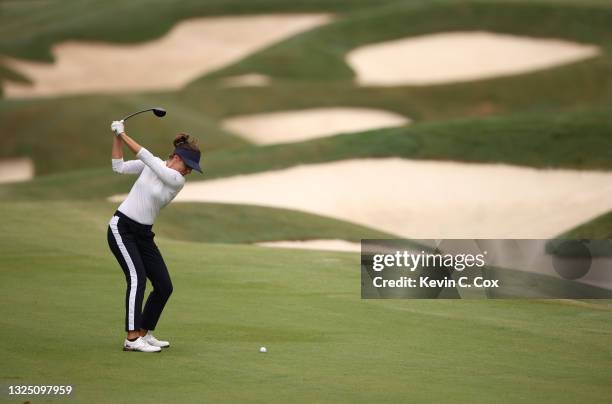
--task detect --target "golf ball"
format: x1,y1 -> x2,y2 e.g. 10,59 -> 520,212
259,346 -> 267,353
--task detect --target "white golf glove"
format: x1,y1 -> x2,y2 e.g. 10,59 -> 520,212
111,120 -> 125,136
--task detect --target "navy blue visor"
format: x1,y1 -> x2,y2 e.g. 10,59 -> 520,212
175,148 -> 202,173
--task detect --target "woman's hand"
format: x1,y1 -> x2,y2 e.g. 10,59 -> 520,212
110,119 -> 141,155
111,120 -> 125,135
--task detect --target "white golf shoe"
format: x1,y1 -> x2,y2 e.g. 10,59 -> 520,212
123,336 -> 161,352
142,331 -> 170,348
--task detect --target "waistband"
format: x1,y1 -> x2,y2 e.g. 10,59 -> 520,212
113,210 -> 153,230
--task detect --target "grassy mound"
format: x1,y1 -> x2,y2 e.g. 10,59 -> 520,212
0,200 -> 393,244
201,1 -> 612,82
0,94 -> 248,175
2,102 -> 611,181
3,1 -> 612,180
557,211 -> 612,239
198,107 -> 612,180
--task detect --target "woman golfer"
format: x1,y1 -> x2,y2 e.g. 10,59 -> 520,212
107,119 -> 202,352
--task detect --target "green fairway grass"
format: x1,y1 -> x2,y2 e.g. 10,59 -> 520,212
1,200 -> 611,402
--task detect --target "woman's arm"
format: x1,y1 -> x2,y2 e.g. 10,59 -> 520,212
136,148 -> 184,188
111,131 -> 145,175
119,131 -> 142,155
112,135 -> 123,159
119,130 -> 183,188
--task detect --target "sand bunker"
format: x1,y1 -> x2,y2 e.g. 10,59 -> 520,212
221,73 -> 271,87
1,14 -> 331,98
221,107 -> 410,145
256,239 -> 361,252
0,158 -> 34,183
346,31 -> 600,86
111,158 -> 612,239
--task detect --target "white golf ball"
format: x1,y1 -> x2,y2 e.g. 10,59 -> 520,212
259,346 -> 267,353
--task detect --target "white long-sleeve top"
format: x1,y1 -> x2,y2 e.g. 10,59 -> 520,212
112,147 -> 185,225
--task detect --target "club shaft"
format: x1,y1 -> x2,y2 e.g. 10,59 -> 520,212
121,109 -> 153,122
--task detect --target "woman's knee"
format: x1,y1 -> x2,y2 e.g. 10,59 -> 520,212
159,281 -> 173,299
125,273 -> 146,287
137,280 -> 147,292
128,279 -> 146,295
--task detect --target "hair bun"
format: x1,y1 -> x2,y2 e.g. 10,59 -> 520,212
173,133 -> 190,147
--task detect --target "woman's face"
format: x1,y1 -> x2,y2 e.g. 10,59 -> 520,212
168,155 -> 192,176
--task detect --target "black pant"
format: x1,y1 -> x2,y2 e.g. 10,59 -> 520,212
107,210 -> 173,332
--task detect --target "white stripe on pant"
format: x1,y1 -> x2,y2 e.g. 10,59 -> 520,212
109,216 -> 138,330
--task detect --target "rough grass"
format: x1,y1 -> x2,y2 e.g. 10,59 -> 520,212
201,1 -> 612,82
198,107 -> 612,180
2,100 -> 612,180
0,94 -> 249,175
3,1 -> 612,177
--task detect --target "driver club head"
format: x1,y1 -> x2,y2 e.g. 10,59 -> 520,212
152,107 -> 166,117
121,107 -> 167,122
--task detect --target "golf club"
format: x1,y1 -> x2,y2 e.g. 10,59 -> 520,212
121,107 -> 166,122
